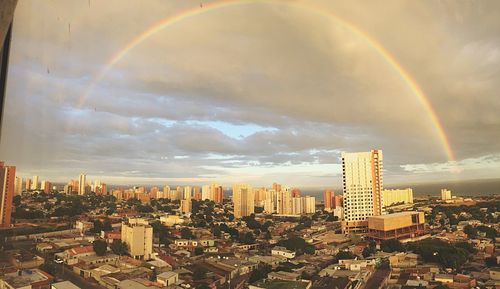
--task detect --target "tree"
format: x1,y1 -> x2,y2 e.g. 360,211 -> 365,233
335,251 -> 355,260
249,264 -> 272,283
194,247 -> 204,256
181,227 -> 194,239
196,285 -> 211,289
362,246 -> 373,258
240,231 -> 255,244
463,225 -> 477,238
93,240 -> 108,256
381,239 -> 405,253
110,240 -> 128,256
304,244 -> 315,255
212,226 -> 222,238
485,256 -> 497,267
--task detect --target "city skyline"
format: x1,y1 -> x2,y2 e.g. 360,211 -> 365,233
1,0 -> 500,187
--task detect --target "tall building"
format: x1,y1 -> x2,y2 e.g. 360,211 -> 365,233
201,185 -> 211,201
291,197 -> 303,215
180,198 -> 192,214
341,150 -> 383,233
14,176 -> 22,196
277,189 -> 292,215
214,185 -> 224,203
31,175 -> 39,190
323,190 -> 335,211
291,188 -> 301,198
183,186 -> 192,200
25,178 -> 31,191
272,182 -> 282,192
382,188 -> 413,207
78,174 -> 86,195
41,180 -> 51,193
232,183 -> 254,218
121,218 -> 153,260
303,196 -> 316,214
441,189 -> 452,200
0,162 -> 16,227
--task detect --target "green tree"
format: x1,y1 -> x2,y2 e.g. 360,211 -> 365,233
93,240 -> 108,256
110,240 -> 129,256
181,227 -> 194,239
381,239 -> 405,253
194,247 -> 204,256
249,264 -> 272,283
463,225 -> 477,238
335,251 -> 356,260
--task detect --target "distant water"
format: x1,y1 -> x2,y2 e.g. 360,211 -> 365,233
299,178 -> 500,200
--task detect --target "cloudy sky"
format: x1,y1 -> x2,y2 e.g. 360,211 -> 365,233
1,0 -> 499,188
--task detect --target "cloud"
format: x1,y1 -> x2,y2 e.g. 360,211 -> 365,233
1,0 -> 499,187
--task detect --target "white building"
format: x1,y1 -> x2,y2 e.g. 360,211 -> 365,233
31,175 -> 39,190
14,176 -> 22,195
78,173 -> 86,195
441,189 -> 452,200
121,218 -> 153,260
271,246 -> 296,259
341,150 -> 383,233
383,188 -> 413,207
232,183 -> 254,218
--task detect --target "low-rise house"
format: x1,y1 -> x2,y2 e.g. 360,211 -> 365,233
157,271 -> 179,286
435,273 -> 454,284
338,259 -> 375,271
55,245 -> 95,265
271,246 -> 296,259
268,271 -> 300,281
51,281 -> 81,289
0,269 -> 54,289
250,279 -> 312,289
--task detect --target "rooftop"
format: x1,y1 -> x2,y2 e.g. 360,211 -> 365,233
251,279 -> 310,289
370,211 -> 421,219
51,281 -> 82,289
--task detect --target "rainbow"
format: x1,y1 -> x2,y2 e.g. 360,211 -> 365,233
78,0 -> 454,161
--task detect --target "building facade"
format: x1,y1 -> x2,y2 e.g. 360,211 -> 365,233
382,188 -> 413,207
341,150 -> 383,233
232,183 -> 254,218
0,161 -> 15,227
121,218 -> 153,260
367,211 -> 425,241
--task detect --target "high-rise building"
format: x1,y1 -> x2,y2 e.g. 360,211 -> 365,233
291,197 -> 303,215
193,187 -> 202,201
272,182 -> 282,192
232,183 -> 254,218
214,185 -> 224,203
201,185 -> 211,201
323,190 -> 335,211
14,176 -> 22,196
25,178 -> 31,191
303,196 -> 316,214
382,188 -> 413,207
183,186 -> 192,200
31,175 -> 39,190
291,188 -> 301,198
341,150 -> 383,233
78,174 -> 86,195
333,195 -> 343,209
121,218 -> 153,260
41,180 -> 51,193
180,198 -> 192,214
277,188 -> 292,215
441,189 -> 452,200
0,162 -> 16,227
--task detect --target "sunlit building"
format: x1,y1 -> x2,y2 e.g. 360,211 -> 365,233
0,161 -> 16,227
25,178 -> 31,191
41,180 -> 51,193
341,150 -> 384,233
78,174 -> 86,195
382,188 -> 413,207
31,175 -> 39,190
367,211 -> 425,241
14,176 -> 22,196
232,183 -> 254,218
180,198 -> 192,214
121,218 -> 153,260
214,185 -> 224,203
303,196 -> 316,214
323,190 -> 334,211
441,189 -> 452,200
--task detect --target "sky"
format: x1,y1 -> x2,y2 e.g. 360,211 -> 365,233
1,0 -> 500,188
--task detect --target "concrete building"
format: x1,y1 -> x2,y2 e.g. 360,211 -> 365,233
121,218 -> 153,260
323,190 -> 334,211
78,173 -> 86,195
51,281 -> 81,289
441,189 -> 452,200
232,183 -> 254,218
291,197 -> 302,215
0,269 -> 54,289
341,150 -> 383,233
382,188 -> 413,207
31,175 -> 39,190
367,211 -> 425,241
303,196 -> 316,214
25,178 -> 31,191
14,176 -> 22,196
0,161 -> 15,227
41,180 -> 51,193
214,184 -> 224,203
183,186 -> 192,199
277,189 -> 292,215
180,198 -> 192,214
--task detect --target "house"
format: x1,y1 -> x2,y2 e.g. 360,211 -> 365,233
268,271 -> 300,281
157,271 -> 179,286
250,279 -> 311,289
51,281 -> 81,289
0,269 -> 54,289
271,246 -> 296,259
55,245 -> 95,265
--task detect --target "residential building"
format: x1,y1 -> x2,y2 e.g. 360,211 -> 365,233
14,176 -> 22,196
0,161 -> 15,227
323,190 -> 334,211
180,198 -> 192,214
232,183 -> 254,218
121,218 -> 153,260
41,180 -> 51,193
25,178 -> 31,191
31,175 -> 39,190
271,246 -> 296,259
367,211 -> 425,241
0,269 -> 54,289
303,196 -> 316,214
78,173 -> 86,195
341,150 -> 383,233
382,188 -> 413,207
441,189 -> 452,200
51,281 -> 81,289
214,185 -> 224,203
